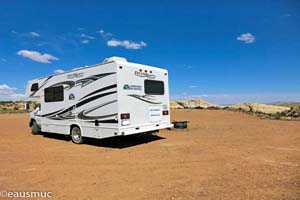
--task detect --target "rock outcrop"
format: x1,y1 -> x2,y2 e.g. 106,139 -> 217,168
228,103 -> 290,114
170,99 -> 216,109
170,101 -> 184,109
178,99 -> 216,109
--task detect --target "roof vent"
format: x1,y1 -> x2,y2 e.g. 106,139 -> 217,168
103,56 -> 127,63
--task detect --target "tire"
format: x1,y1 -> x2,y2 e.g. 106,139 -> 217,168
31,121 -> 40,135
71,126 -> 84,144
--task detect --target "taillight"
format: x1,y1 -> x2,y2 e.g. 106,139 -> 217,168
121,113 -> 130,119
121,113 -> 130,126
162,110 -> 169,115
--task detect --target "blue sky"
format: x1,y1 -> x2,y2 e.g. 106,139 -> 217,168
0,0 -> 299,104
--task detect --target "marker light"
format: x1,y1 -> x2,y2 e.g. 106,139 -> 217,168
162,110 -> 169,115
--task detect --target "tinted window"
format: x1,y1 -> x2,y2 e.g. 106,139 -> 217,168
45,86 -> 64,102
144,80 -> 164,95
31,83 -> 39,91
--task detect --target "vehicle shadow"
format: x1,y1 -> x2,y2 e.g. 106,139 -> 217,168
86,134 -> 165,148
42,132 -> 165,149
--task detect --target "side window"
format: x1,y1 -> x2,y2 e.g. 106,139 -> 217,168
45,86 -> 64,102
31,83 -> 39,91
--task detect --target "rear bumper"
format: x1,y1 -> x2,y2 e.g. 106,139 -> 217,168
119,122 -> 173,136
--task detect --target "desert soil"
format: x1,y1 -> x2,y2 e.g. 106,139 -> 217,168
0,110 -> 299,200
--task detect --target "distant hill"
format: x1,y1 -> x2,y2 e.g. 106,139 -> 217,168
271,102 -> 300,109
228,103 -> 290,114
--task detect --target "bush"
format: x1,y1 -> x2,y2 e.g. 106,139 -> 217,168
275,112 -> 281,120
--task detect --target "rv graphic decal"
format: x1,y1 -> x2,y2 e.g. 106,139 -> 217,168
78,113 -> 117,120
123,84 -> 142,91
29,76 -> 53,97
43,91 -> 117,120
128,94 -> 162,104
134,71 -> 156,79
77,100 -> 117,120
52,81 -> 76,90
76,72 -> 116,88
69,93 -> 75,100
86,119 -> 118,124
67,72 -> 84,79
29,72 -> 116,97
80,84 -> 117,100
41,108 -> 64,117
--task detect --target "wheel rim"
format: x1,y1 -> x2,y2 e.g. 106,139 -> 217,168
72,127 -> 81,141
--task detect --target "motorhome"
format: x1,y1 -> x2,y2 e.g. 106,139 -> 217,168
26,57 -> 172,144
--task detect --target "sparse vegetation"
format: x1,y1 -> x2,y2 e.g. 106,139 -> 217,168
0,101 -> 39,114
224,104 -> 300,121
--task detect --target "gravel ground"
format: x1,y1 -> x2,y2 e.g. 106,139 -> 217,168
0,110 -> 299,199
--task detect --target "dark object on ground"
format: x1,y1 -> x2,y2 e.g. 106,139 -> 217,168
172,121 -> 188,129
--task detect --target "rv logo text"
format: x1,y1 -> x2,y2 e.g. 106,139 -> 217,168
67,72 -> 84,79
135,71 -> 155,79
123,84 -> 142,91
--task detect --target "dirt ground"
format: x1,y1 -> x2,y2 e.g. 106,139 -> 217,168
0,110 -> 299,200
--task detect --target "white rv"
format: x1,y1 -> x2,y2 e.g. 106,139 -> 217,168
26,57 -> 172,144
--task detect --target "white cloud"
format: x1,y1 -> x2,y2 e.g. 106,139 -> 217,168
80,33 -> 95,40
282,14 -> 291,17
1,58 -> 7,62
183,64 -> 192,69
237,33 -> 255,44
54,69 -> 65,74
0,84 -> 25,101
81,39 -> 89,44
97,29 -> 112,38
189,85 -> 198,89
0,84 -> 15,91
107,39 -> 147,50
17,50 -> 59,63
30,32 -> 40,37
80,34 -> 95,44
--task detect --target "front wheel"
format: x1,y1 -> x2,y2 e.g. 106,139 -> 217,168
31,121 -> 40,135
71,126 -> 84,144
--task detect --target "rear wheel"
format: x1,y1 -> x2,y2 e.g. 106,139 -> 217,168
71,126 -> 84,144
31,121 -> 40,135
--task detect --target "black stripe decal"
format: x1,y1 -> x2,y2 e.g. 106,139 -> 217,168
30,72 -> 115,97
50,91 -> 117,117
128,94 -> 162,104
51,81 -> 76,90
80,84 -> 117,100
81,100 -> 117,115
86,119 -> 118,124
77,113 -> 118,120
41,109 -> 64,117
76,72 -> 116,87
76,91 -> 117,108
77,100 -> 117,120
29,76 -> 53,97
